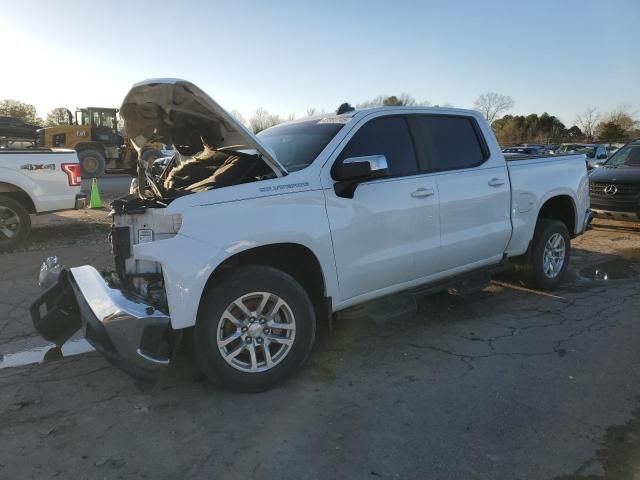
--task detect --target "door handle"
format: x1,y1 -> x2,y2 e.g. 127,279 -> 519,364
488,178 -> 505,187
411,187 -> 435,198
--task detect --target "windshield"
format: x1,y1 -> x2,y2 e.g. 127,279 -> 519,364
603,142 -> 640,167
559,144 -> 596,157
257,119 -> 346,172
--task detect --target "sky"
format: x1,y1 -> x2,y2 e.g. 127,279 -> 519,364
1,0 -> 638,126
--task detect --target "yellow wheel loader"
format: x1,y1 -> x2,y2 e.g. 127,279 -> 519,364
37,107 -> 164,177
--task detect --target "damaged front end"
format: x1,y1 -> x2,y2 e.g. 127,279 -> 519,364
30,190 -> 183,378
31,260 -> 174,379
29,78 -> 291,379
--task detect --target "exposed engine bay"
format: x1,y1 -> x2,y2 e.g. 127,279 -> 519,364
120,79 -> 283,204
158,147 -> 273,196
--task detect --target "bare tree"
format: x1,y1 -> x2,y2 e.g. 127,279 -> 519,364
473,92 -> 514,123
230,109 -> 248,127
249,108 -> 282,133
306,108 -> 327,117
603,104 -> 638,133
357,93 -> 430,109
575,107 -> 600,139
45,107 -> 72,126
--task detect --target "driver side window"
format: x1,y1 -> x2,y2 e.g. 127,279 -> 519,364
337,116 -> 418,177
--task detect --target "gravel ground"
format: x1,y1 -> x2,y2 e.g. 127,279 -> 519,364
0,215 -> 639,479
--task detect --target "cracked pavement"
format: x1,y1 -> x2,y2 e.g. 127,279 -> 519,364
1,214 -> 639,479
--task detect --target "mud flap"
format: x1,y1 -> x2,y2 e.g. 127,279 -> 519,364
30,270 -> 82,346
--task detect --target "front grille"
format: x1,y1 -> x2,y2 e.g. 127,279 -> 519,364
590,182 -> 640,198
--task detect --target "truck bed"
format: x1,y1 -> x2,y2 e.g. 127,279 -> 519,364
504,153 -> 580,162
505,152 -> 589,257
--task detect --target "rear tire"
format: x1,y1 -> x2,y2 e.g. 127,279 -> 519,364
78,149 -> 106,178
514,219 -> 571,291
0,195 -> 31,252
194,265 -> 316,392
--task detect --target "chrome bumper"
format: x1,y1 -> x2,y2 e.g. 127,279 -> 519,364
31,265 -> 172,378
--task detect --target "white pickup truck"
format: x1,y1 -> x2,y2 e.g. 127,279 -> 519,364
0,149 -> 85,250
32,79 -> 590,391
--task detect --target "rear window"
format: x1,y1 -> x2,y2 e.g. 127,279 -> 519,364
258,120 -> 346,172
410,116 -> 486,172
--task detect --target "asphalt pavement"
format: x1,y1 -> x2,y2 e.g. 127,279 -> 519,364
0,213 -> 639,479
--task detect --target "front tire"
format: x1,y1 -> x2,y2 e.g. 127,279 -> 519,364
194,265 -> 316,392
516,219 -> 571,290
78,149 -> 106,178
0,195 -> 31,252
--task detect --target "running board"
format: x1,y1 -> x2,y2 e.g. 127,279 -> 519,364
409,263 -> 507,298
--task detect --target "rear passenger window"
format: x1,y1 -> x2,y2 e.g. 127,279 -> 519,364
337,116 -> 418,177
411,116 -> 486,172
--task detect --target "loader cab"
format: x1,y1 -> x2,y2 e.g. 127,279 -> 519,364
76,108 -> 120,146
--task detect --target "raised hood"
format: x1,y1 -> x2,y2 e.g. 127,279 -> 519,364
120,78 -> 286,176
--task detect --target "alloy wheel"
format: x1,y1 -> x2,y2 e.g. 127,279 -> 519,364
216,292 -> 296,373
543,233 -> 566,278
0,205 -> 21,241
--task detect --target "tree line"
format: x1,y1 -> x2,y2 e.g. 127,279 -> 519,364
2,93 -> 638,143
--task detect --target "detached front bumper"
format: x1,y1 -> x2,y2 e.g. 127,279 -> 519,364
30,265 -> 172,379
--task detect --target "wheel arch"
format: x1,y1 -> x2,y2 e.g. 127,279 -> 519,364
198,242 -> 330,330
0,181 -> 36,213
536,194 -> 577,237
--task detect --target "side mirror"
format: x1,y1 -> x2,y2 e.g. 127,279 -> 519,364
332,155 -> 389,198
597,153 -> 608,159
333,155 -> 389,181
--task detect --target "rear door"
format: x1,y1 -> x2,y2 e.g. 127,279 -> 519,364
322,115 -> 441,302
409,114 -> 511,272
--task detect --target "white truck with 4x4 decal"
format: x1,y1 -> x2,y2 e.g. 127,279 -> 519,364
31,79 -> 590,391
0,149 -> 85,251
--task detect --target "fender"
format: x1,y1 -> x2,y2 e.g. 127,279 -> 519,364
535,189 -> 578,231
0,168 -> 42,212
131,187 -> 339,330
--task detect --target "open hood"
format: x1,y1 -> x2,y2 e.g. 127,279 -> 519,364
120,78 -> 286,177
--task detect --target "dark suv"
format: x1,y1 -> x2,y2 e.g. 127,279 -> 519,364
589,139 -> 640,221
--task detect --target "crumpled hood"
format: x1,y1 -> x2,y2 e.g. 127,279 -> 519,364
120,78 -> 286,177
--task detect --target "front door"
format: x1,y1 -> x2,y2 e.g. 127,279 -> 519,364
322,115 -> 441,302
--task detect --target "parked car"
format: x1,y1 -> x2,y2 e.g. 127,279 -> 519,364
0,148 -> 85,250
589,139 -> 640,221
544,144 -> 560,154
31,79 -> 590,392
557,143 -> 608,169
503,146 -> 543,155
